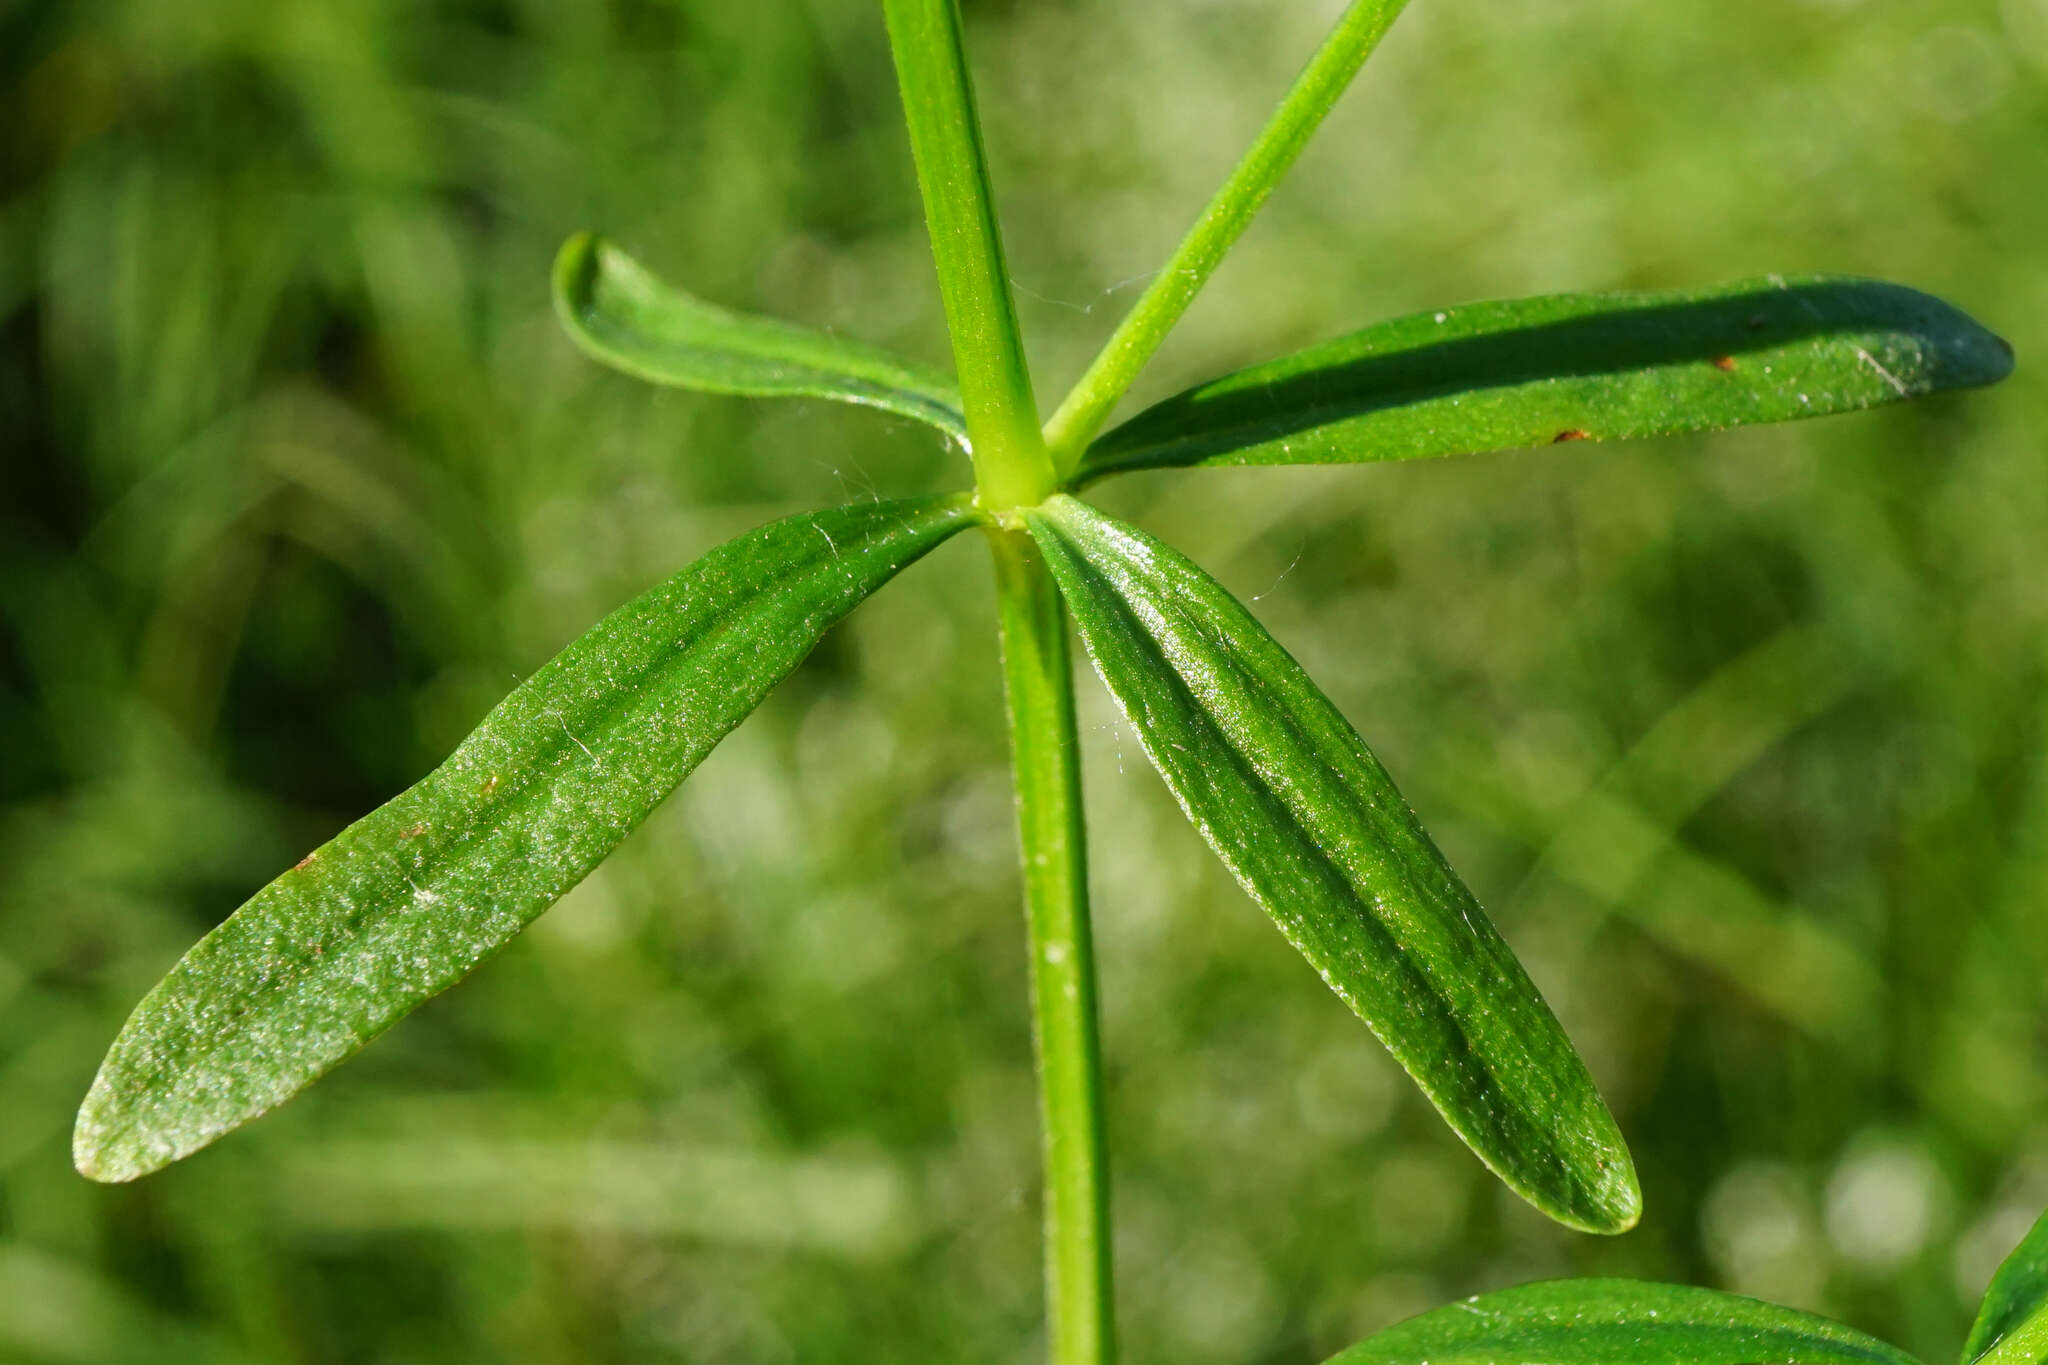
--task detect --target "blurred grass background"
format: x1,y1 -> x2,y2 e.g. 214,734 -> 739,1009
3,0 -> 2046,1360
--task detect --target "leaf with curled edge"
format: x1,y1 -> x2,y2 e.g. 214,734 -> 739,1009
75,494 -> 977,1183
554,233 -> 969,445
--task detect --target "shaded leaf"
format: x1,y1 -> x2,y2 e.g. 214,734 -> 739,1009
75,495 -> 977,1182
553,233 -> 969,444
1026,495 -> 1638,1233
1325,1279 -> 1921,1365
1077,275 -> 2013,480
1965,1209 -> 2048,1365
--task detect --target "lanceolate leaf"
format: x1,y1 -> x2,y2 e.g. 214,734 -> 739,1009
1964,1209 -> 2048,1365
1076,276 -> 2014,480
553,233 -> 969,445
1026,495 -> 1639,1233
1324,1279 -> 1922,1365
75,496 -> 977,1183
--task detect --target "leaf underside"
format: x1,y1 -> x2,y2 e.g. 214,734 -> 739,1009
1964,1209 -> 2048,1365
1078,274 -> 2014,480
75,495 -> 976,1183
1027,495 -> 1639,1234
1326,1279 -> 1923,1365
552,233 -> 970,445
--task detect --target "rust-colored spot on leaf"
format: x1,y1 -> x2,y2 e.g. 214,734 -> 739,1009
399,822 -> 431,840
1553,429 -> 1591,443
479,774 -> 500,798
1712,355 -> 1737,372
293,851 -> 319,871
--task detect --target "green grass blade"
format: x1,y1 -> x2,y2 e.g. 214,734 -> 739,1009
74,495 -> 978,1183
1964,1210 -> 2048,1365
552,233 -> 969,444
1324,1279 -> 1923,1365
1076,276 -> 2014,481
1025,496 -> 1639,1234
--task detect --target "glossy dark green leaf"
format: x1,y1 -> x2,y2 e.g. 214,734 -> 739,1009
553,232 -> 969,445
75,496 -> 977,1183
1026,495 -> 1639,1233
1965,1209 -> 2048,1365
1076,275 -> 2014,480
1325,1279 -> 1922,1365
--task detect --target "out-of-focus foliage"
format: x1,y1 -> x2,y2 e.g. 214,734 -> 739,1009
1,1 -> 2044,1361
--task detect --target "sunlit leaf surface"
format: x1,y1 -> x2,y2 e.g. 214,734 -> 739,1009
75,496 -> 976,1182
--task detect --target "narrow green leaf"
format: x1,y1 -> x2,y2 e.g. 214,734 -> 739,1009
552,232 -> 969,445
1025,495 -> 1639,1233
75,496 -> 977,1183
1324,1279 -> 1922,1365
1964,1210 -> 2048,1365
1077,275 -> 2014,481
1043,0 -> 1414,470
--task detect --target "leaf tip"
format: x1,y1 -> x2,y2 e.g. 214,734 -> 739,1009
71,1145 -> 128,1184
1588,1165 -> 1644,1235
1533,1142 -> 1641,1236
550,230 -> 602,326
1975,326 -> 2016,385
1903,288 -> 2015,392
72,1045 -> 202,1184
72,1086 -> 153,1184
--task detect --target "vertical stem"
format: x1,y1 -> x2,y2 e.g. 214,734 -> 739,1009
1042,0 -> 1413,473
990,527 -> 1114,1365
890,3 -> 1108,1353
884,0 -> 1054,510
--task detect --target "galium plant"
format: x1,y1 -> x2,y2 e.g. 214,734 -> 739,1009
74,0 -> 2014,1361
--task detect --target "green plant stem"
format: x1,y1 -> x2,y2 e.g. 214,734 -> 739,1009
884,0 -> 1054,511
989,528 -> 1114,1365
1042,0 -> 1413,474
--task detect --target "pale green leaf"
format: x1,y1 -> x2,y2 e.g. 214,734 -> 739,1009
553,233 -> 969,444
75,495 -> 977,1182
